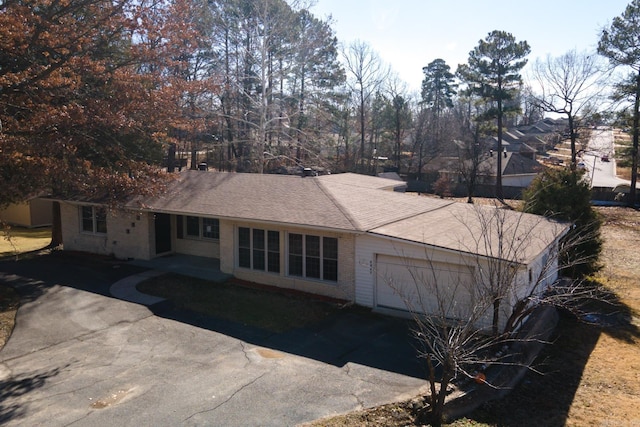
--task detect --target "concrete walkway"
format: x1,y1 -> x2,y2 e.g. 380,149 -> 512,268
128,254 -> 231,283
109,270 -> 166,305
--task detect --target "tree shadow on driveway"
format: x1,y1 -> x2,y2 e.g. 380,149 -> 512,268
0,367 -> 61,424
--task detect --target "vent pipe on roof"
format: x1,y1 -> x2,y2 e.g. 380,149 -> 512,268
503,148 -> 507,158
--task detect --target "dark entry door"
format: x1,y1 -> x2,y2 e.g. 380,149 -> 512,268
154,213 -> 172,254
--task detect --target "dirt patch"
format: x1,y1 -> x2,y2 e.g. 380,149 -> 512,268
0,285 -> 19,351
89,388 -> 133,409
257,348 -> 285,359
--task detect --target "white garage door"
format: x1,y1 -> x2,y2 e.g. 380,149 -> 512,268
375,254 -> 475,317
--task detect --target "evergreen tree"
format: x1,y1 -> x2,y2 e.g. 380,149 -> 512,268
458,30 -> 530,200
523,167 -> 602,277
598,0 -> 640,206
421,59 -> 456,115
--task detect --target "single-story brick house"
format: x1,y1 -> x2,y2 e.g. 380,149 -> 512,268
58,171 -> 568,329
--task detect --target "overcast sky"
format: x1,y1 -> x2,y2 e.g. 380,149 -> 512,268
310,0 -> 631,93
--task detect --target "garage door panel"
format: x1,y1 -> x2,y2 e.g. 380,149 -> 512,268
376,255 -> 474,317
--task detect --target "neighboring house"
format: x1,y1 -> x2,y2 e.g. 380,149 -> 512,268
57,171 -> 567,330
0,197 -> 53,228
438,151 -> 542,195
479,151 -> 543,189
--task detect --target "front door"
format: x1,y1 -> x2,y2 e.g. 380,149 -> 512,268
154,213 -> 172,255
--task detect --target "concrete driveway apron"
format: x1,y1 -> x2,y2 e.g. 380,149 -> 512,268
0,254 -> 426,426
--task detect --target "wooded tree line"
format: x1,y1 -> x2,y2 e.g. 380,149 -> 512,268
2,0 -> 640,207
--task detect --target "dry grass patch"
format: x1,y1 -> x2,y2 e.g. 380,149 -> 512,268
0,285 -> 19,351
613,129 -> 631,145
0,226 -> 51,258
615,165 -> 632,181
564,207 -> 640,426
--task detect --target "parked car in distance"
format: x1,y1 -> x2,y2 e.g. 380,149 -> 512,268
601,155 -> 609,162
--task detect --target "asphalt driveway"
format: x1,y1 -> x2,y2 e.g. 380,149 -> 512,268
0,253 -> 426,426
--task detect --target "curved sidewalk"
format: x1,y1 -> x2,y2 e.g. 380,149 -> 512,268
109,270 -> 166,305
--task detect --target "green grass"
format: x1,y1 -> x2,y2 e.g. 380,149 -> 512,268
137,273 -> 339,333
0,226 -> 51,257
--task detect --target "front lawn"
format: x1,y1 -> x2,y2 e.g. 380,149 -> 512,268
0,226 -> 51,258
137,273 -> 340,333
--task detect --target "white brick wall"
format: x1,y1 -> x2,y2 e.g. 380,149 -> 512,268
60,203 -> 151,260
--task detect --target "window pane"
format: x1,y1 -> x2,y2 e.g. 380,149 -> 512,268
238,227 -> 250,247
288,233 -> 303,276
306,235 -> 320,257
253,229 -> 265,249
81,206 -> 93,232
238,227 -> 251,268
253,249 -> 265,270
202,218 -> 219,239
176,215 -> 184,239
95,208 -> 107,234
239,248 -> 251,268
268,230 -> 279,251
267,231 -> 280,273
289,254 -> 303,276
323,237 -> 338,281
323,237 -> 338,259
186,216 -> 200,237
323,259 -> 338,282
289,234 -> 302,255
306,256 -> 320,278
305,235 -> 320,278
268,252 -> 280,273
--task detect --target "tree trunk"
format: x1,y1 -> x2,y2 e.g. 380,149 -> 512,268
629,69 -> 640,207
568,114 -> 577,169
492,298 -> 501,336
496,97 -> 504,201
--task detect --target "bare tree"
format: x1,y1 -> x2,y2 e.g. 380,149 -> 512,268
384,74 -> 412,173
530,50 -> 609,168
452,93 -> 493,203
342,40 -> 389,172
379,202 -> 604,426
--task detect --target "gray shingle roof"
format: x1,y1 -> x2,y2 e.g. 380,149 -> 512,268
131,171 -> 567,262
369,202 -> 567,264
479,152 -> 542,176
133,172 -> 356,231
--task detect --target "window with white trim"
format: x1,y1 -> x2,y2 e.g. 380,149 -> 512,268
178,216 -> 219,240
288,233 -> 338,282
80,206 -> 107,234
238,227 -> 280,273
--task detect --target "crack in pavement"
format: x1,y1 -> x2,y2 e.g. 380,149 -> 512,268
0,313 -> 155,364
182,372 -> 268,423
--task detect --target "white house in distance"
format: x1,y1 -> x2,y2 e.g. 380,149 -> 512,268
58,171 -> 568,330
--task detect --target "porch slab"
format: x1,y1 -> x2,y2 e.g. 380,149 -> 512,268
129,254 -> 232,283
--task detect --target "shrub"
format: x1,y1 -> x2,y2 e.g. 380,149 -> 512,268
522,167 -> 602,277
